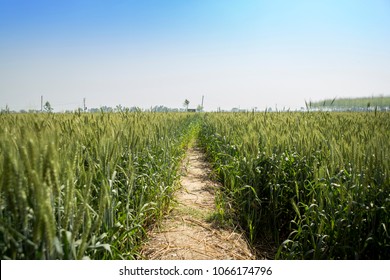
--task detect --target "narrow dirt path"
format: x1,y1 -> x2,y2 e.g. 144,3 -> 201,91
141,145 -> 255,260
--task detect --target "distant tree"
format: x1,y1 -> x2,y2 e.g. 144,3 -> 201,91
89,108 -> 100,113
183,99 -> 190,111
196,105 -> 203,112
116,104 -> 123,112
43,101 -> 53,112
1,105 -> 10,114
128,106 -> 142,112
100,106 -> 114,113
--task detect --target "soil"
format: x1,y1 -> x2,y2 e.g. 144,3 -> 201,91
140,145 -> 256,260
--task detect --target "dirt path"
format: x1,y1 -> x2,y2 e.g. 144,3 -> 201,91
141,145 -> 255,260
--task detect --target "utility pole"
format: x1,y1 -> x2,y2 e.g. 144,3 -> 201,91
83,98 -> 86,112
201,95 -> 204,108
41,95 -> 43,112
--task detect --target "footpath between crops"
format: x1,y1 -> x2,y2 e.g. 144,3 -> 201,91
140,145 -> 256,260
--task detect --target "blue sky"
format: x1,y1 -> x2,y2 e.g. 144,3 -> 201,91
0,0 -> 389,111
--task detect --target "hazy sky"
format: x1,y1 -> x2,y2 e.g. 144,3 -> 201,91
1,0 -> 389,111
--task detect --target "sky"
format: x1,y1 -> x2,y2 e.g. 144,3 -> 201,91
0,0 -> 389,112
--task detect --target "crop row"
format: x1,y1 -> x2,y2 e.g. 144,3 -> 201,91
199,111 -> 390,259
0,112 -> 200,259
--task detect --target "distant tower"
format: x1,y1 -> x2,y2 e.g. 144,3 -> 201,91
83,98 -> 86,112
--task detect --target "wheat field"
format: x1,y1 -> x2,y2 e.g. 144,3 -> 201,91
1,111 -> 389,259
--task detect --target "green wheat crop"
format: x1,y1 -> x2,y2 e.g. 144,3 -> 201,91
0,112 -> 200,259
199,111 -> 390,259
